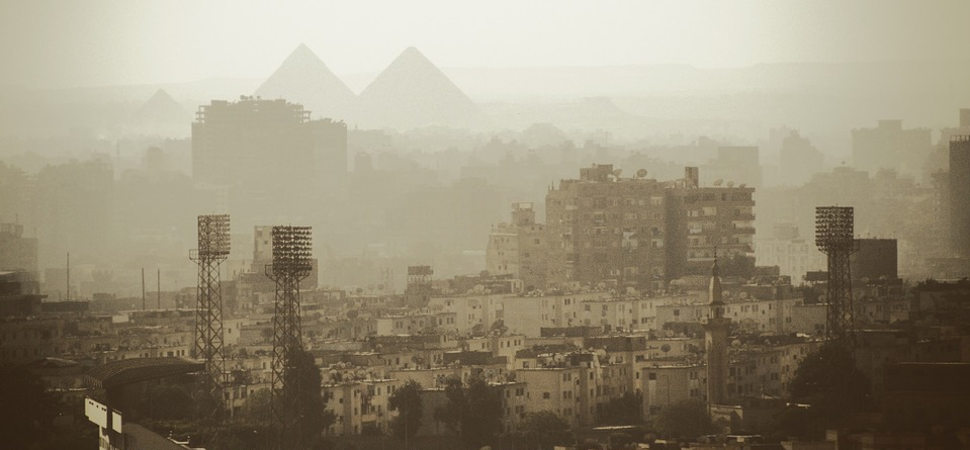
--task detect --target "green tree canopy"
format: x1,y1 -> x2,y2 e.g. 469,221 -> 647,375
515,411 -> 573,450
282,347 -> 336,448
782,342 -> 872,438
0,365 -> 60,449
435,375 -> 503,449
388,379 -> 423,446
654,400 -> 715,439
596,392 -> 643,425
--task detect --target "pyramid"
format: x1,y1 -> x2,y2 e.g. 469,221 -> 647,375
357,47 -> 486,130
134,89 -> 189,124
255,44 -> 357,121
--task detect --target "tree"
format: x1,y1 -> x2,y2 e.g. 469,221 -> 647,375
281,348 -> 337,448
435,375 -> 503,449
597,392 -> 643,425
0,365 -> 65,449
783,342 -> 872,438
515,411 -> 572,450
389,380 -> 423,447
654,400 -> 715,439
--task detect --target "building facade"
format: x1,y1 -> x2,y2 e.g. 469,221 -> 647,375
546,164 -> 670,290
485,203 -> 548,291
950,136 -> 970,257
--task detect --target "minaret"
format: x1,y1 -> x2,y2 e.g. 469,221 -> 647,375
705,250 -> 730,408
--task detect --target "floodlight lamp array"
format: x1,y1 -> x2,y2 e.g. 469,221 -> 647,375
815,206 -> 854,252
271,226 -> 313,277
197,214 -> 231,259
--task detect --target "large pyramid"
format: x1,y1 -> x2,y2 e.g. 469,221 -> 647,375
255,44 -> 357,121
134,89 -> 189,124
357,47 -> 486,130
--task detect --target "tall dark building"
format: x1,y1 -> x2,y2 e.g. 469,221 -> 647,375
850,238 -> 898,282
950,136 -> 970,257
192,96 -> 347,193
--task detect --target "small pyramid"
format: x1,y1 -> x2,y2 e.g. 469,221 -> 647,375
134,89 -> 189,124
357,47 -> 486,130
255,44 -> 357,121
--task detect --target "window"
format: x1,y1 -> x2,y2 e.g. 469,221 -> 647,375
543,392 -> 551,399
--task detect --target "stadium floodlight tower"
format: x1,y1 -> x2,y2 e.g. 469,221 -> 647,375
815,206 -> 857,343
266,225 -> 313,446
189,214 -> 230,401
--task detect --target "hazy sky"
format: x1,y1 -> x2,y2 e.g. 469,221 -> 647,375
2,0 -> 968,88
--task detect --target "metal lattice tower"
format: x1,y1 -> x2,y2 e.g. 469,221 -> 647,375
815,206 -> 857,342
266,225 -> 313,446
189,214 -> 230,402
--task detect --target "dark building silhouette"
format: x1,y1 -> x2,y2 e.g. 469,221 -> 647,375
850,238 -> 898,282
192,96 -> 347,193
950,136 -> 970,257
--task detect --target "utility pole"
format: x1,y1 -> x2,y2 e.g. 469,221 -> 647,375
157,268 -> 161,309
142,268 -> 146,310
66,252 -> 70,301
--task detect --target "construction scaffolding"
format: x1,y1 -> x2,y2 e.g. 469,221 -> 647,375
815,206 -> 857,343
189,214 -> 230,404
266,225 -> 313,447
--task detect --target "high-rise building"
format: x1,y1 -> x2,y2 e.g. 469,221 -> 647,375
949,136 -> 970,257
545,164 -> 670,291
192,96 -> 347,192
543,165 -> 756,290
0,223 -> 37,275
485,203 -> 548,291
670,183 -> 756,277
852,120 -> 931,176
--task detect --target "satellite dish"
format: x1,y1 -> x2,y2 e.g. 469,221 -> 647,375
636,169 -> 648,178
727,181 -> 735,187
713,179 -> 724,186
